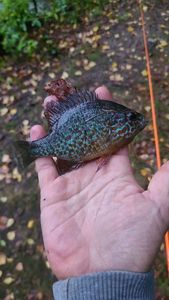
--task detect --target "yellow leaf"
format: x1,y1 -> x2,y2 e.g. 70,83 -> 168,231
84,61 -> 96,71
75,70 -> 82,76
93,25 -> 99,32
12,167 -> 22,182
27,219 -> 35,229
165,114 -> 169,120
143,5 -> 148,12
158,39 -> 168,48
58,40 -> 68,49
140,168 -> 151,177
7,257 -> 14,263
0,253 -> 6,265
114,34 -> 120,38
101,44 -> 110,51
6,218 -> 14,228
144,106 -> 151,112
0,107 -> 8,116
126,64 -> 132,70
127,26 -> 134,33
15,262 -> 23,271
0,196 -> 7,203
10,108 -> 17,115
0,270 -> 3,277
22,119 -> 29,126
109,74 -> 124,82
2,154 -> 11,164
27,238 -> 35,245
45,260 -> 50,269
92,34 -> 101,42
7,231 -> 16,241
111,62 -> 118,71
61,71 -> 69,79
3,277 -> 14,285
49,72 -> 55,79
141,69 -> 148,77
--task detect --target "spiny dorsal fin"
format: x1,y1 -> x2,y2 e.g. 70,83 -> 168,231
44,90 -> 98,128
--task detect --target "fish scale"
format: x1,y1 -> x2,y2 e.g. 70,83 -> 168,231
15,87 -> 147,170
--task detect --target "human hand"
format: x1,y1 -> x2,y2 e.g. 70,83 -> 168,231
30,86 -> 169,279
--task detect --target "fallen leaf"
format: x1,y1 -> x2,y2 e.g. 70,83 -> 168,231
7,257 -> 13,263
126,64 -> 132,70
4,293 -> 15,300
58,40 -> 68,49
141,69 -> 148,77
101,44 -> 110,51
92,25 -> 99,32
15,262 -> 23,271
84,61 -> 96,71
6,218 -> 14,228
9,108 -> 17,115
0,174 -> 5,181
0,107 -> 8,116
114,33 -> 120,38
61,71 -> 69,79
0,270 -> 3,277
27,238 -> 35,245
143,5 -> 148,12
49,72 -> 56,79
0,240 -> 6,247
158,39 -> 168,48
2,154 -> 11,164
0,253 -> 7,265
75,70 -> 82,76
111,62 -> 118,72
140,168 -> 151,177
45,260 -> 50,269
0,196 -> 8,203
3,277 -> 14,285
27,219 -> 35,229
12,167 -> 22,182
109,74 -> 124,81
7,231 -> 16,241
144,106 -> 151,112
165,114 -> 169,120
127,26 -> 134,33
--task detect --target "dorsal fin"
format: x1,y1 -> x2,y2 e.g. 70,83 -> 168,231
44,90 -> 98,128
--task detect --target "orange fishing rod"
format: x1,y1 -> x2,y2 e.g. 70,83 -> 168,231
139,0 -> 169,273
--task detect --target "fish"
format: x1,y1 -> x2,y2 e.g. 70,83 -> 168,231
15,82 -> 147,171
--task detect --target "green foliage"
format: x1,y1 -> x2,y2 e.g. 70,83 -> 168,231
0,0 -> 108,56
0,0 -> 41,55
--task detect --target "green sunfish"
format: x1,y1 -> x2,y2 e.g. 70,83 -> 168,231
15,89 -> 147,168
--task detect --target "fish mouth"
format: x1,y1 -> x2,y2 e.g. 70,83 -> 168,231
138,115 -> 148,130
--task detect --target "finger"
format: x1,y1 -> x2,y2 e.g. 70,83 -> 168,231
95,86 -> 132,176
43,95 -> 58,108
147,162 -> 169,225
30,125 -> 58,188
95,85 -> 113,100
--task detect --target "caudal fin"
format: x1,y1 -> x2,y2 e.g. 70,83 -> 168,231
14,140 -> 35,168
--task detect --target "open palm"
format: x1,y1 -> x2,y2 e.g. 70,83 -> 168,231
31,87 -> 169,279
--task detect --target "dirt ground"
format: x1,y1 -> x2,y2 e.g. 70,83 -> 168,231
0,1 -> 169,299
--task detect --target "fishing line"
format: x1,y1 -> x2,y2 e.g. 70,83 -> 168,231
139,0 -> 169,273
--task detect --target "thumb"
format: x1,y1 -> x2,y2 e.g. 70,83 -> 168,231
147,161 -> 169,226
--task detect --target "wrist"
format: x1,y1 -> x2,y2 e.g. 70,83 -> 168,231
53,270 -> 155,300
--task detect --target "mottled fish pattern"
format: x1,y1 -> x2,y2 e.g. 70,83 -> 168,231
15,88 -> 147,169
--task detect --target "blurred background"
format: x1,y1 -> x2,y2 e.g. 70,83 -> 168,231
0,0 -> 169,299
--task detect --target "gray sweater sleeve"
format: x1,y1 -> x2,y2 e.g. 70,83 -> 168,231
53,271 -> 154,300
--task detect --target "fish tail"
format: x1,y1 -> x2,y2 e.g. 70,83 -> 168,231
14,140 -> 35,168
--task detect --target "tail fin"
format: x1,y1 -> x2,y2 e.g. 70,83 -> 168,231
14,140 -> 35,168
